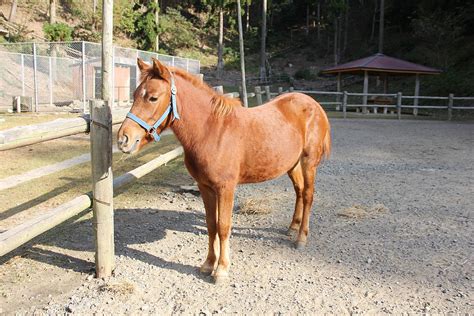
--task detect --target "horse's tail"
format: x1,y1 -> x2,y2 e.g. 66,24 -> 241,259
322,125 -> 331,160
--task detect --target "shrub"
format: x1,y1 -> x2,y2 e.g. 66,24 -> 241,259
294,68 -> 317,80
43,23 -> 73,41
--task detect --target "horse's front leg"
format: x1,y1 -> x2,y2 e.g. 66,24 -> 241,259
214,185 -> 235,283
198,183 -> 219,275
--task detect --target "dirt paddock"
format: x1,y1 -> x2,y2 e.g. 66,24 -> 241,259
0,119 -> 472,314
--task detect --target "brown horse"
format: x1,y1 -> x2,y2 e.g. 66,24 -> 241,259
117,58 -> 331,283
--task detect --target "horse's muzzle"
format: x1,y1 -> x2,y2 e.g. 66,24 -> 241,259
117,134 -> 139,154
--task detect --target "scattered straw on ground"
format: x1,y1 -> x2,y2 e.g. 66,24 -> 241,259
99,281 -> 135,295
238,197 -> 273,215
338,203 -> 389,219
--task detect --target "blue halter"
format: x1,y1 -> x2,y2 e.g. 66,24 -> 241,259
126,76 -> 180,142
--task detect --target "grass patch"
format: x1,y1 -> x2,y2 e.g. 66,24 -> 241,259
237,197 -> 273,215
0,113 -> 79,131
0,134 -> 191,231
99,281 -> 135,295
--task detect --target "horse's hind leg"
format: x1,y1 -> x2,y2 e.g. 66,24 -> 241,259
198,183 -> 219,275
287,161 -> 304,237
296,152 -> 322,249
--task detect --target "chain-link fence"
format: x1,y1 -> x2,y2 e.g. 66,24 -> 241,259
0,41 -> 201,113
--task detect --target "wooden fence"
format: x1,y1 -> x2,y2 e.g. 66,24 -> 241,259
0,102 -> 184,277
242,86 -> 474,120
2,83 -> 472,275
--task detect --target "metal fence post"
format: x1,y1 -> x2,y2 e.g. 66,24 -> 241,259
396,92 -> 402,120
32,43 -> 39,112
343,91 -> 348,119
111,46 -> 115,108
21,54 -> 25,96
448,93 -> 453,121
82,41 -> 87,113
49,56 -> 53,106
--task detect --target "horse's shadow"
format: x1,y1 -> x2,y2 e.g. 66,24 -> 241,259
2,208 -> 209,280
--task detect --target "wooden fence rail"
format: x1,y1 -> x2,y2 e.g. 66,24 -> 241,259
0,146 -> 183,257
248,87 -> 474,120
0,108 -> 129,151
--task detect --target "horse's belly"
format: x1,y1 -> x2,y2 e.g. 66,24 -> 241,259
238,135 -> 302,184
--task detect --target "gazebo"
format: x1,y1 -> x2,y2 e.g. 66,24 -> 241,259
321,53 -> 441,114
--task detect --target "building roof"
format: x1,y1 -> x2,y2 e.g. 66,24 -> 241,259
321,53 -> 441,75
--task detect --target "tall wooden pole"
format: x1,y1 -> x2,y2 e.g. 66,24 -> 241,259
259,0 -> 267,81
378,0 -> 384,54
237,0 -> 248,107
217,6 -> 224,79
92,0 -> 115,278
155,0 -> 160,52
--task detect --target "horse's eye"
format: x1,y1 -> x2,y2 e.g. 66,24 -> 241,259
149,96 -> 158,103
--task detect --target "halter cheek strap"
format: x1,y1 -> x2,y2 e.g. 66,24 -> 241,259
126,76 -> 179,142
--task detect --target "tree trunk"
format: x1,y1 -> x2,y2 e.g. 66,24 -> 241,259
342,0 -> 349,59
8,0 -> 18,22
155,0 -> 160,52
305,4 -> 310,37
378,0 -> 385,53
236,0 -> 248,107
370,0 -> 378,43
49,0 -> 56,24
92,0 -> 97,31
245,0 -> 250,33
317,1 -> 321,42
259,0 -> 267,81
216,7 -> 224,79
334,17 -> 339,65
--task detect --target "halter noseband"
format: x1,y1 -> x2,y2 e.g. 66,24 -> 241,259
126,76 -> 180,142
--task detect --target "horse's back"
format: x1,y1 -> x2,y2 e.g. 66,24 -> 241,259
234,92 -> 329,184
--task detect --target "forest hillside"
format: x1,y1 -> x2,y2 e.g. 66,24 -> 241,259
1,0 -> 473,96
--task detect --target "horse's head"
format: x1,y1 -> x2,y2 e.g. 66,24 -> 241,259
117,58 -> 174,154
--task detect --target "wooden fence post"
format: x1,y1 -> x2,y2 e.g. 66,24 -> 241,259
396,92 -> 402,120
448,93 -> 453,121
214,85 -> 224,95
90,99 -> 114,278
342,91 -> 348,119
255,86 -> 263,105
264,85 -> 271,101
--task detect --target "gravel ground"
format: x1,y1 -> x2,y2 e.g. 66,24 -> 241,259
1,119 -> 473,314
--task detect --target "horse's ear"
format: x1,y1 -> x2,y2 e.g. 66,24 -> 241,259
137,58 -> 150,72
152,58 -> 171,81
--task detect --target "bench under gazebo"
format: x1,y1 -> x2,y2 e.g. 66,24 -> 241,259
321,53 -> 441,115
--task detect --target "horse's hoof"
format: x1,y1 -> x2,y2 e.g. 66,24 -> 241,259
295,241 -> 306,250
286,227 -> 298,237
199,263 -> 215,275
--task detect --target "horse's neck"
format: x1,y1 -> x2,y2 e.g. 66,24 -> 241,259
170,77 -> 214,150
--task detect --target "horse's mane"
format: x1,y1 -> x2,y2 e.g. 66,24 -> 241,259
142,66 -> 242,117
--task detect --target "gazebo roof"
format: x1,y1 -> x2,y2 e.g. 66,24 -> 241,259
321,53 -> 441,75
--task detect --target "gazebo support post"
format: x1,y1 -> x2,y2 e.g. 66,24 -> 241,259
336,73 -> 341,111
383,74 -> 388,114
362,70 -> 368,114
413,74 -> 420,116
